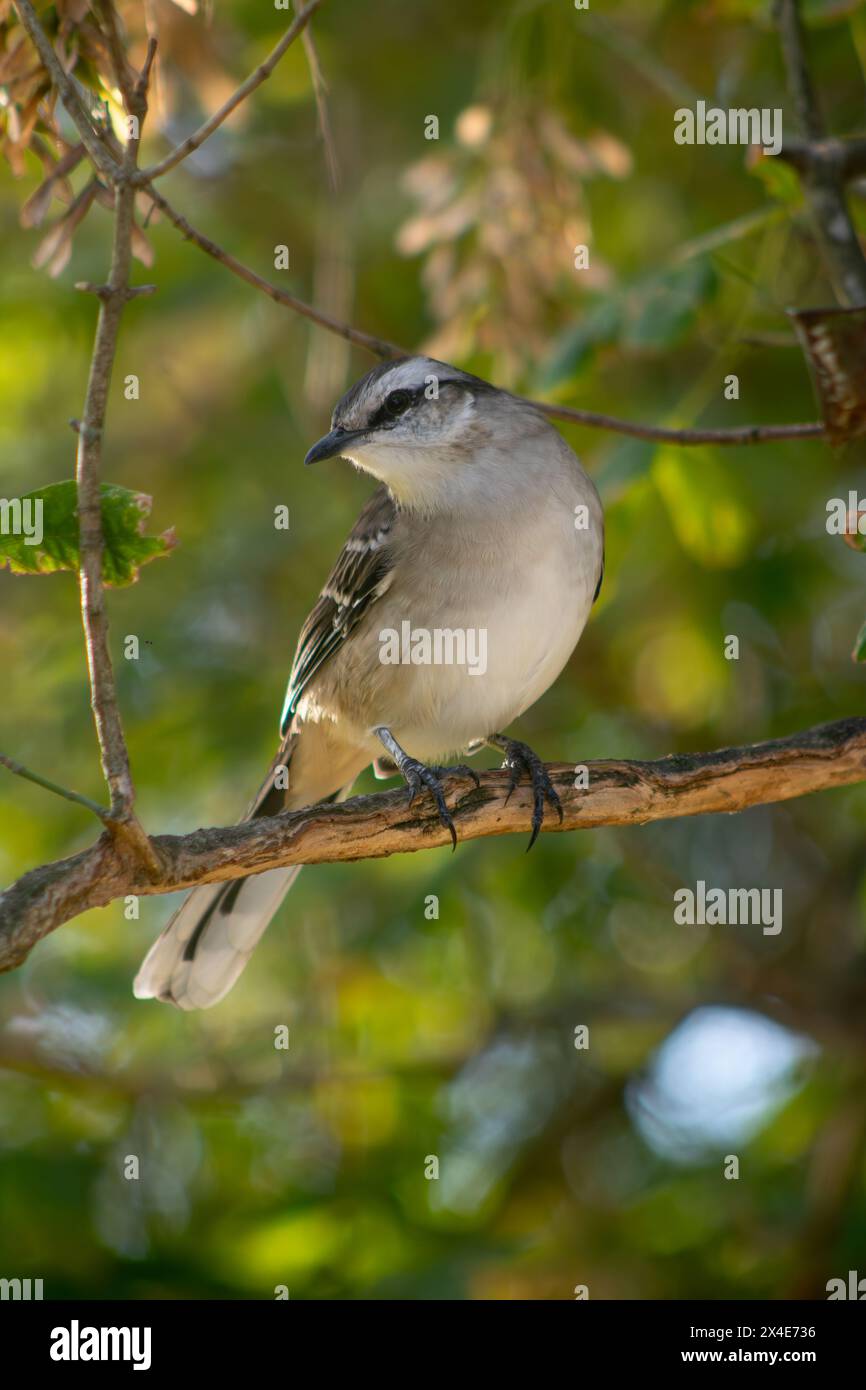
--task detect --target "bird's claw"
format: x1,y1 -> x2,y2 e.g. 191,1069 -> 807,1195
401,759 -> 475,850
495,737 -> 563,851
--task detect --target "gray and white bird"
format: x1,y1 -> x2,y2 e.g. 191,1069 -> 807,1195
134,356 -> 604,1010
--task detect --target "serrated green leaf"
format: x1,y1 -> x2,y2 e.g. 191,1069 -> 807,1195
0,481 -> 175,587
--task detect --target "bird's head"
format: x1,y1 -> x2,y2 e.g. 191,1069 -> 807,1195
303,356 -> 543,510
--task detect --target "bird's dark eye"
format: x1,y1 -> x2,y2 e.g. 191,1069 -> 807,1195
385,389 -> 412,416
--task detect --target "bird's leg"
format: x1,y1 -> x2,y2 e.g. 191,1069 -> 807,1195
373,727 -> 479,850
486,734 -> 563,851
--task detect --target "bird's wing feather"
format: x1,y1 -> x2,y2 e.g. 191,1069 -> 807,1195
280,485 -> 397,734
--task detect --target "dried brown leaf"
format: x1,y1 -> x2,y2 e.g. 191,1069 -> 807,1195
56,0 -> 93,21
21,178 -> 58,229
29,133 -> 76,203
1,62 -> 44,94
20,141 -> 85,227
130,221 -> 155,268
77,18 -> 114,76
0,34 -> 33,85
135,190 -> 160,225
93,179 -> 115,210
32,218 -> 73,274
53,35 -> 79,76
4,134 -> 29,177
32,181 -> 97,277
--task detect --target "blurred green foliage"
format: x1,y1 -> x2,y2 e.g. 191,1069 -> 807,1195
1,0 -> 866,1300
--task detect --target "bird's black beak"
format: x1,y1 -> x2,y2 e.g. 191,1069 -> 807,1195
303,427 -> 366,467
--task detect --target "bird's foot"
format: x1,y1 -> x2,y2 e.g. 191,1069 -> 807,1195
488,734 -> 563,851
374,728 -> 478,850
399,760 -> 480,850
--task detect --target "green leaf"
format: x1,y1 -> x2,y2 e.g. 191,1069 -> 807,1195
802,0 -> 864,25
539,259 -> 717,391
594,438 -> 655,496
748,152 -> 803,207
652,446 -> 755,568
0,481 -> 176,587
538,298 -> 623,389
621,260 -> 718,352
853,618 -> 866,664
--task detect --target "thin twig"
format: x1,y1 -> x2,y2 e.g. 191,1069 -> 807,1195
527,402 -> 825,446
144,181 -> 404,358
774,0 -> 866,306
0,753 -> 109,823
141,185 -> 827,445
11,0 -> 121,183
775,0 -> 823,141
96,0 -> 137,112
12,7 -> 161,864
1,715 -> 865,972
137,0 -> 323,183
294,0 -> 340,192
74,40 -> 161,878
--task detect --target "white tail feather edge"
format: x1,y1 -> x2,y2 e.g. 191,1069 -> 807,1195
134,774 -> 360,1010
133,865 -> 302,1010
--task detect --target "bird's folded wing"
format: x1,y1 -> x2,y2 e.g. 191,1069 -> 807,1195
280,485 -> 397,734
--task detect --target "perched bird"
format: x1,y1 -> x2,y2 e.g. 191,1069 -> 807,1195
134,356 -> 604,1010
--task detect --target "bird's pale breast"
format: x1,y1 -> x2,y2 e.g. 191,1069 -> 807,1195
303,467 -> 602,762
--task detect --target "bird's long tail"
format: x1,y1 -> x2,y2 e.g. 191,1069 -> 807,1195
133,732 -> 363,1010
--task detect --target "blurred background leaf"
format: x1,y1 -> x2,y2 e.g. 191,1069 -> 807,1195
1,0 -> 866,1302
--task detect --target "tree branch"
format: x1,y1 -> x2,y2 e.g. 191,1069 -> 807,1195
96,0 -> 137,112
137,0 -> 323,183
781,137 -> 866,184
73,42 -> 161,878
774,0 -> 866,306
11,0 -> 122,183
1,716 -> 864,973
12,0 -> 162,881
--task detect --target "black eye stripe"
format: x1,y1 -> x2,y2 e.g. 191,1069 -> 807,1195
362,375 -> 485,431
367,385 -> 423,430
